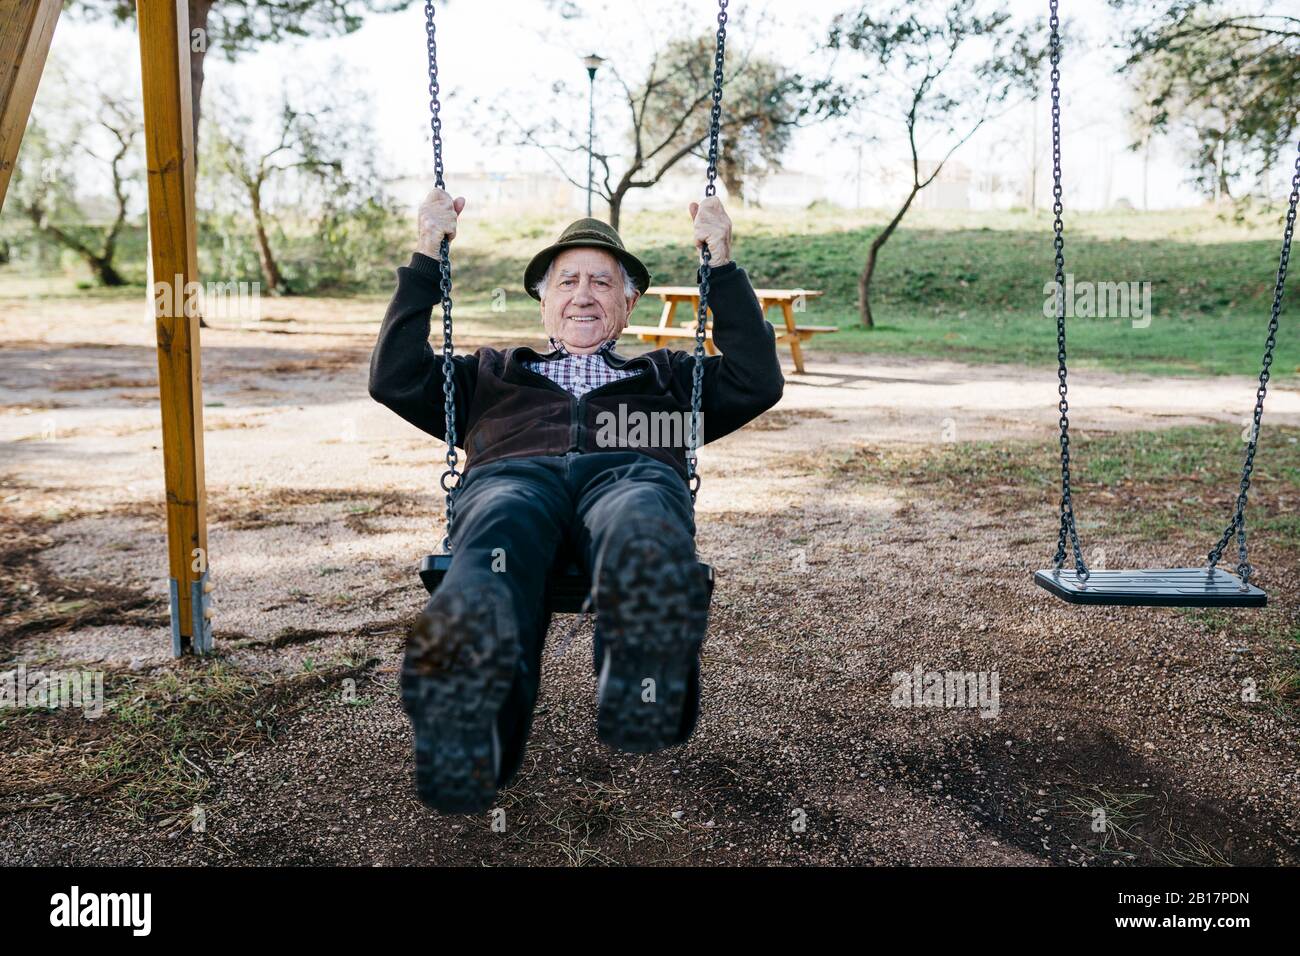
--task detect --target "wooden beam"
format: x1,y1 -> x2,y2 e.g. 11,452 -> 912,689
137,0 -> 211,655
0,0 -> 62,208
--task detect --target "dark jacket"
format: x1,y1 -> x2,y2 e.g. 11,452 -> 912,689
368,251 -> 784,479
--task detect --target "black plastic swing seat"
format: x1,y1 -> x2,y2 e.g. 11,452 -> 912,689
418,552 -> 715,614
1033,567 -> 1267,608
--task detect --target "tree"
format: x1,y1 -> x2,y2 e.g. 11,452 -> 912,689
9,58 -> 141,286
483,26 -> 819,228
202,74 -> 388,296
1127,82 -> 1162,210
1110,2 -> 1298,200
640,36 -> 799,207
827,0 -> 1043,327
1130,40 -> 1249,201
66,0 -> 415,155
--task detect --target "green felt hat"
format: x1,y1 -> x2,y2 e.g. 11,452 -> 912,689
524,217 -> 651,300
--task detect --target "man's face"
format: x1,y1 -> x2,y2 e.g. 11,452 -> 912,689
539,247 -> 638,354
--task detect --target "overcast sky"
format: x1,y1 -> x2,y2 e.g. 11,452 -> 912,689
40,0 -> 1299,211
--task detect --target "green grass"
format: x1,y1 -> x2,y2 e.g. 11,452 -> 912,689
453,205 -> 1294,375
801,224 -> 1291,377
3,205 -> 1296,377
841,424 -> 1300,543
441,205 -> 1300,378
844,423 -> 1300,487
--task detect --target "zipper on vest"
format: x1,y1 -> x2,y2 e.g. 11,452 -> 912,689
509,350 -> 654,453
574,367 -> 651,452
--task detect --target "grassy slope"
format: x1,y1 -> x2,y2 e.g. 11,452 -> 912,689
352,204 -> 1300,379
2,205 -> 1295,378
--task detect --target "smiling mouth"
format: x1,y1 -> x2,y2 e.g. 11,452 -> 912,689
566,315 -> 601,323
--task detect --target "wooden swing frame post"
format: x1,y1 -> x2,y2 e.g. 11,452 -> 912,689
0,0 -> 62,205
137,0 -> 210,654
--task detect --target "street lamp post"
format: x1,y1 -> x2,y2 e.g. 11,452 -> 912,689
583,53 -> 605,217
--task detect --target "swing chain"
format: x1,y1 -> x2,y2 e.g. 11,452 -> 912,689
688,0 -> 729,502
1048,0 -> 1089,581
1206,138 -> 1300,585
425,0 -> 459,550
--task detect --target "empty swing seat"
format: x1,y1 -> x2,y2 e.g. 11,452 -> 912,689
419,552 -> 715,615
1033,567 -> 1266,608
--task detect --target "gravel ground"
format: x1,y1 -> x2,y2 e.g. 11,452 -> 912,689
1,296 -> 1298,866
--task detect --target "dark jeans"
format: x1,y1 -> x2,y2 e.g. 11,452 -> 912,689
432,451 -> 697,780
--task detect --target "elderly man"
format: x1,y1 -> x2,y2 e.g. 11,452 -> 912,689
369,188 -> 782,813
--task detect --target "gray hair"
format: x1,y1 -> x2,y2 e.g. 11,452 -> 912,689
534,259 -> 637,300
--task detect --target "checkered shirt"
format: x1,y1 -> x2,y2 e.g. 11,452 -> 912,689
524,338 -> 637,398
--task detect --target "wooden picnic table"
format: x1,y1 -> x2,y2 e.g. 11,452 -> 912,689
624,285 -> 837,374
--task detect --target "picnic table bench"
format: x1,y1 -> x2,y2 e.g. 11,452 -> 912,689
624,285 -> 837,374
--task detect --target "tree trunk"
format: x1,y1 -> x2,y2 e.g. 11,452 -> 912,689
90,257 -> 126,286
857,185 -> 920,329
720,148 -> 745,203
189,0 -> 215,161
27,204 -> 128,289
249,188 -> 288,295
189,0 -> 215,326
856,252 -> 875,329
607,189 -> 625,230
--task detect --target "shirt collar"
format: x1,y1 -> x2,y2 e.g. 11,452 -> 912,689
546,337 -> 619,358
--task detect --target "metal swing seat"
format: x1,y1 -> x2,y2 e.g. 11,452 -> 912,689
1033,3 -> 1297,609
1033,568 -> 1267,608
414,1 -> 730,614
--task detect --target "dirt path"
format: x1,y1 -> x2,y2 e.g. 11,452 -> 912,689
2,301 -> 1297,865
